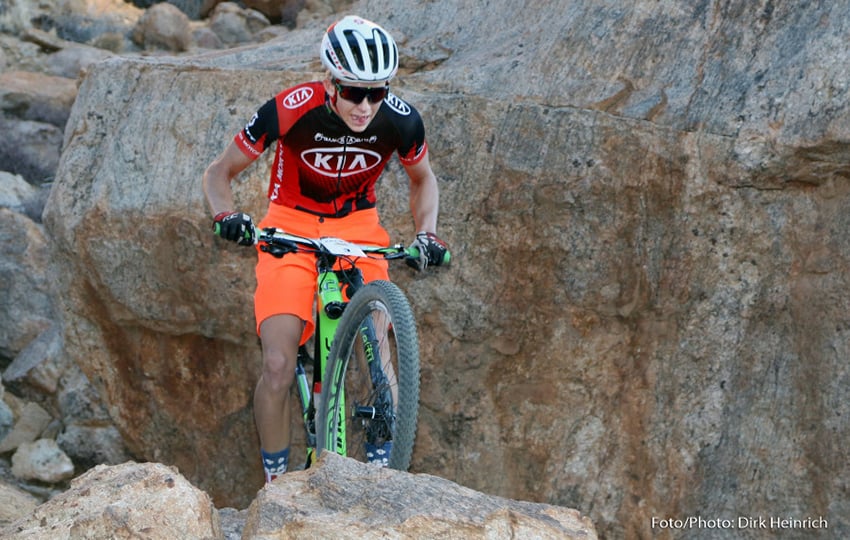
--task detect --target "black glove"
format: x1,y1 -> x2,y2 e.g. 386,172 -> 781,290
406,231 -> 449,271
213,211 -> 255,246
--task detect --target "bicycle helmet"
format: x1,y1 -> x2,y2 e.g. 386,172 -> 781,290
320,15 -> 398,83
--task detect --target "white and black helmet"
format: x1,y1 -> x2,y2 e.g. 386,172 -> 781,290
320,16 -> 399,83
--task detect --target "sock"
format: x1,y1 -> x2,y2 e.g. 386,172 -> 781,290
261,447 -> 290,483
365,440 -> 392,467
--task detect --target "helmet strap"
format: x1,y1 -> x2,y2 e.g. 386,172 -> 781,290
325,77 -> 340,111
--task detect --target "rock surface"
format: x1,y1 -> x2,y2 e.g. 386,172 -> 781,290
0,455 -> 597,539
0,479 -> 39,529
0,461 -> 222,539
243,452 -> 596,539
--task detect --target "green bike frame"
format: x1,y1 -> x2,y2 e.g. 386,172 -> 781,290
293,266 -> 351,463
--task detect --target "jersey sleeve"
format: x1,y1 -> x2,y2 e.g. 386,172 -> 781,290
234,98 -> 279,159
385,93 -> 428,166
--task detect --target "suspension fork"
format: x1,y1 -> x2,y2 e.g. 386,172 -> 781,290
353,314 -> 395,444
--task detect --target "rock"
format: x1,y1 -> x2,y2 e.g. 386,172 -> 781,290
0,209 -> 54,360
0,479 -> 40,529
191,24 -> 224,49
0,0 -> 52,34
11,438 -> 74,483
131,2 -> 192,52
0,118 -> 63,184
56,424 -> 130,470
4,353 -> 131,470
0,172 -> 38,214
244,452 -> 597,539
43,43 -> 115,79
0,399 -> 12,444
0,70 -> 77,127
19,28 -> 65,52
55,365 -> 113,425
241,0 -> 304,26
0,402 -> 52,453
0,457 -> 593,539
208,2 -> 270,46
130,0 -> 220,21
3,324 -> 65,396
43,56 -> 282,507
33,0 -> 143,47
0,462 -> 221,539
218,506 -> 247,540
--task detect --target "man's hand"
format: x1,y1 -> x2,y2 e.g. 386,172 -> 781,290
406,231 -> 449,271
213,211 -> 255,246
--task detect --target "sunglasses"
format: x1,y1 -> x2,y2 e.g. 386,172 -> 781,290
333,80 -> 389,104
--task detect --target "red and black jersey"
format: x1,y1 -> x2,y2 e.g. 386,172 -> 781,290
234,81 -> 428,218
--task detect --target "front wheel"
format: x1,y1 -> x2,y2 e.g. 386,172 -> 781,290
317,280 -> 420,470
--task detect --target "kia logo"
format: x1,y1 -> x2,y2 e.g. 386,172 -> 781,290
284,87 -> 314,109
301,147 -> 383,177
385,93 -> 411,116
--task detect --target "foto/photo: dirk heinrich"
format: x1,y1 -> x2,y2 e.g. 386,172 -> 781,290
650,515 -> 828,531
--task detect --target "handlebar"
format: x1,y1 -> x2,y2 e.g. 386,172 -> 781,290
215,224 -> 451,266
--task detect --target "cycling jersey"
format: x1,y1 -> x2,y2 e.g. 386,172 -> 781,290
234,81 -> 428,218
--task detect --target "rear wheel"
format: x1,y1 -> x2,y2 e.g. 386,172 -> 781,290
317,280 -> 420,470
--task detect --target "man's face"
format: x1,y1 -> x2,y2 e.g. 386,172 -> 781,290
324,79 -> 389,132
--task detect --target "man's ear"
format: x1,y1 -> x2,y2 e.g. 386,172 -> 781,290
322,78 -> 335,96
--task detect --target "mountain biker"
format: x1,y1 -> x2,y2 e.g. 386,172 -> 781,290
202,15 -> 448,483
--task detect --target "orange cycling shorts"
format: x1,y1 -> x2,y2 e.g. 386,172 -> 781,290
254,203 -> 390,345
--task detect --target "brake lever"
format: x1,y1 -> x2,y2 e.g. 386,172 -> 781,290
260,241 -> 297,258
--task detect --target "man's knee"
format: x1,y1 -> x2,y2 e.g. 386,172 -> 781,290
261,348 -> 296,391
258,314 -> 304,392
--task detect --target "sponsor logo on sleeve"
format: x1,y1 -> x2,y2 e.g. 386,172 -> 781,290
283,86 -> 315,109
243,112 -> 260,143
385,92 -> 411,116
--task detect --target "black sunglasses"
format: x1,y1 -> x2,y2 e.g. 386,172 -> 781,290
333,80 -> 389,104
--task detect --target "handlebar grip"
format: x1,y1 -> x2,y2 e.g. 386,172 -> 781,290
213,222 -> 255,243
407,246 -> 452,266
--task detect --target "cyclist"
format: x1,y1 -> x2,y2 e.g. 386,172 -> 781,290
202,15 -> 448,483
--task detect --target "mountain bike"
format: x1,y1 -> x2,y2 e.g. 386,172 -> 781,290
254,227 -> 449,470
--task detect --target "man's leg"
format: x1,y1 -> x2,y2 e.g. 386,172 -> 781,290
255,313 -> 304,481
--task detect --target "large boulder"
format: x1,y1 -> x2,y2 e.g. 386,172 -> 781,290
41,1 -> 850,536
243,452 -> 597,538
43,56 -> 290,506
0,462 -> 221,539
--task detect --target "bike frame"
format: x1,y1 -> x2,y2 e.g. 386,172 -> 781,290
293,262 -> 362,464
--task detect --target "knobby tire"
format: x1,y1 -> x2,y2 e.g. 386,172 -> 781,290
317,280 -> 420,470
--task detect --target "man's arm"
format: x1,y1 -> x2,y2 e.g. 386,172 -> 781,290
403,150 -> 439,233
202,141 -> 255,217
